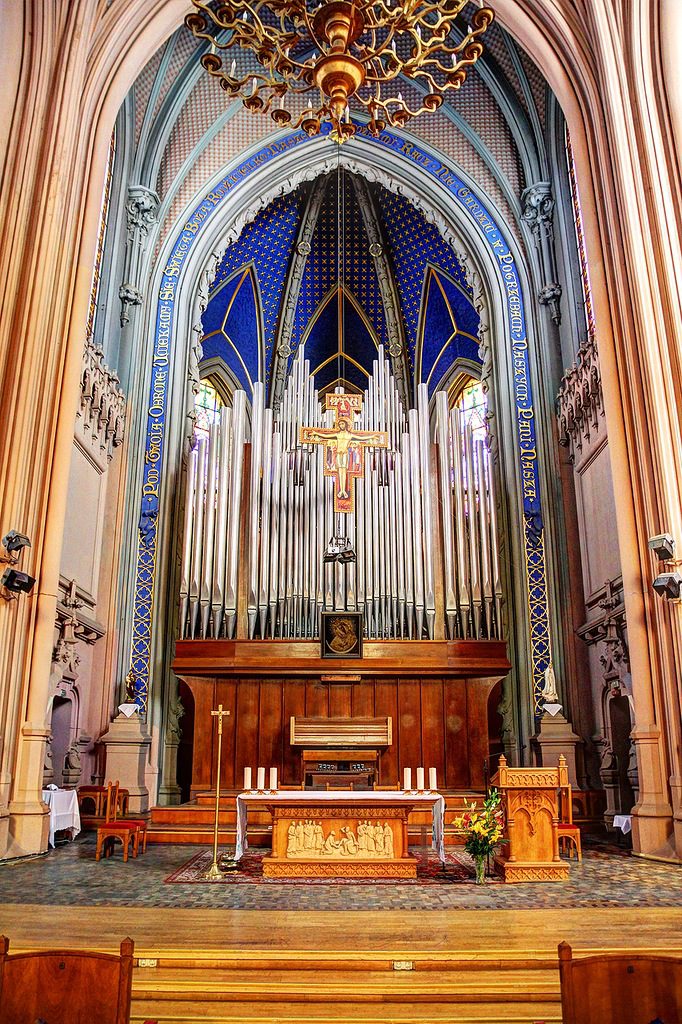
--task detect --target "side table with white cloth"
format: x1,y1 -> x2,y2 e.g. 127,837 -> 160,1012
42,788 -> 81,848
235,789 -> 445,878
613,814 -> 632,846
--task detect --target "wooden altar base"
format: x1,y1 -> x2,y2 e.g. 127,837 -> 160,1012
494,855 -> 569,884
262,856 -> 419,878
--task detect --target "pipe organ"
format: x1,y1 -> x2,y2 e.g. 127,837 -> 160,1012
178,347 -> 503,642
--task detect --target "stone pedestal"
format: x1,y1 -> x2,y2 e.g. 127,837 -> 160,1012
100,712 -> 151,813
532,709 -> 582,789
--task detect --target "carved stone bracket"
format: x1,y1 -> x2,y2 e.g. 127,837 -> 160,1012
119,184 -> 159,327
556,331 -> 603,461
78,336 -> 125,460
118,283 -> 143,327
521,181 -> 562,324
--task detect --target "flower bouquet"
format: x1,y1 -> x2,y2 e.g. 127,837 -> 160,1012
454,788 -> 506,883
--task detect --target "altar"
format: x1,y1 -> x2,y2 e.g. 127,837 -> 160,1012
236,790 -> 445,878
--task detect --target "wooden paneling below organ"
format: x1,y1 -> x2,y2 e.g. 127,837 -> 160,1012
173,639 -> 509,798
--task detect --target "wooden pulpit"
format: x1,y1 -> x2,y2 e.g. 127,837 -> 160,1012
491,754 -> 569,882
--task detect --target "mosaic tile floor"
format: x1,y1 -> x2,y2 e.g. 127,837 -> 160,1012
0,835 -> 679,911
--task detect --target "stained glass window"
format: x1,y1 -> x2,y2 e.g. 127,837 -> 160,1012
455,378 -> 488,445
194,380 -> 223,443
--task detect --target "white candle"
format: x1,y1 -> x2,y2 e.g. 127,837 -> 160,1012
257,766 -> 265,791
403,767 -> 412,791
269,767 -> 278,791
429,767 -> 437,791
243,766 -> 252,791
416,767 -> 425,791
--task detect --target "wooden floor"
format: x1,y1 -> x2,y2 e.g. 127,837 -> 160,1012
3,905 -> 681,1023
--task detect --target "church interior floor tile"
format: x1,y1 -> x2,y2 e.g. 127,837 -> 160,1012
0,836 -> 680,911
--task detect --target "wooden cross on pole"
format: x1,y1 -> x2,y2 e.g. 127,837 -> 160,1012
211,703 -> 231,734
300,393 -> 388,514
205,703 -> 232,880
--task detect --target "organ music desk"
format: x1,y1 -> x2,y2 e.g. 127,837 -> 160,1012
290,716 -> 392,789
236,789 -> 445,878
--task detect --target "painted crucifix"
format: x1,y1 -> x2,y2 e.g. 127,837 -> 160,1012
300,393 -> 388,514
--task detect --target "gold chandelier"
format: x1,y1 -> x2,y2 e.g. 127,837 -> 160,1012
186,0 -> 494,142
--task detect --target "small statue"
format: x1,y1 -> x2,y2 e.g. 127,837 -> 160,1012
64,743 -> 81,771
541,664 -> 559,703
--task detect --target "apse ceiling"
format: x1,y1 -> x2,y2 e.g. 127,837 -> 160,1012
108,9 -> 560,396
200,174 -> 481,407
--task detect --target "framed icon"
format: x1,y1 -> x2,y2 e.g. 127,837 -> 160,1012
320,611 -> 363,659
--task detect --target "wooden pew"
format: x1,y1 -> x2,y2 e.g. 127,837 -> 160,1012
558,941 -> 682,1023
0,936 -> 134,1024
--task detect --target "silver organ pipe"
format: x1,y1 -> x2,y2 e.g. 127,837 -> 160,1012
200,420 -> 219,639
247,381 -> 265,638
179,342 -> 502,643
224,389 -> 247,638
212,405 -> 232,638
436,392 -> 457,639
188,436 -> 207,638
436,403 -> 503,640
179,397 -> 247,640
178,445 -> 197,637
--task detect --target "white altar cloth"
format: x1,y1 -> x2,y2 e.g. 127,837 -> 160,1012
235,789 -> 445,862
613,813 -> 632,834
42,788 -> 81,847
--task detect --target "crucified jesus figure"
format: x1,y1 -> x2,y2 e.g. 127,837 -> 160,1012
300,395 -> 388,514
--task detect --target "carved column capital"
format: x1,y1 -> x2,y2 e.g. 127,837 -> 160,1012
119,185 -> 159,327
521,181 -> 562,324
521,181 -> 555,231
126,185 -> 160,239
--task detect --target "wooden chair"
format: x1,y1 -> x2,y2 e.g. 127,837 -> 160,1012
557,783 -> 582,860
96,782 -> 143,862
77,784 -> 108,817
0,935 -> 133,1024
108,780 -> 148,854
558,941 -> 682,1023
78,784 -> 130,822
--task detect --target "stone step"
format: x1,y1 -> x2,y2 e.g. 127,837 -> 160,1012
130,957 -> 561,1024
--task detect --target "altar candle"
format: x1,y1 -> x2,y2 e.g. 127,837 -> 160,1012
403,767 -> 412,791
243,766 -> 252,791
429,767 -> 437,791
257,766 -> 265,791
416,767 -> 425,791
269,767 -> 278,791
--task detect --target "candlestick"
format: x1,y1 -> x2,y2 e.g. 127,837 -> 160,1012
243,766 -> 252,791
416,767 -> 425,792
269,767 -> 278,792
257,766 -> 265,791
403,767 -> 412,792
429,767 -> 437,791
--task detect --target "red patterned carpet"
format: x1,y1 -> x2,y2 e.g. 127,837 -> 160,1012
165,847 -> 481,885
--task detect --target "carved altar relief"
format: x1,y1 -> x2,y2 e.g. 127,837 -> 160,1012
285,819 -> 395,859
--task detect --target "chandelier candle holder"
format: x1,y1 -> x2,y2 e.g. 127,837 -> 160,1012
186,0 -> 494,142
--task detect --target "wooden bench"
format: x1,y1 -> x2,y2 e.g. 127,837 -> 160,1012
558,941 -> 682,1023
0,936 -> 134,1024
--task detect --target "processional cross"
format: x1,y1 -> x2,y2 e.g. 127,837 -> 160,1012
300,393 -> 388,514
205,703 -> 232,880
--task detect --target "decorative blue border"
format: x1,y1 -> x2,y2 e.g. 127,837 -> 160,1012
128,125 -> 550,713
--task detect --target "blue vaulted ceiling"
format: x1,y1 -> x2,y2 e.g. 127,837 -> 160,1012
200,173 -> 480,404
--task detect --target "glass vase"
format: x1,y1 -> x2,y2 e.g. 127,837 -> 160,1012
474,854 -> 486,884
